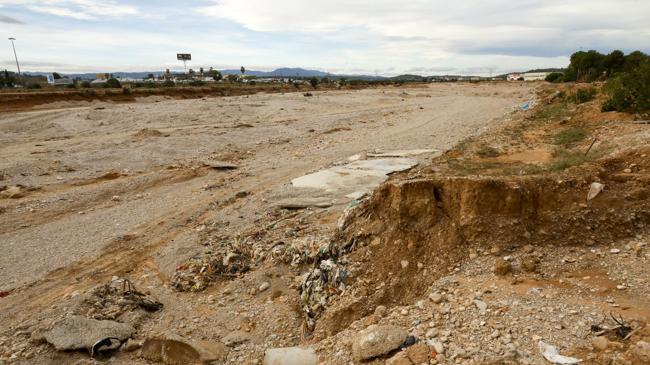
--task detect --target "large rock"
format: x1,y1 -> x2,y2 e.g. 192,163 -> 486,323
140,334 -> 228,365
630,341 -> 650,363
264,347 -> 318,365
352,325 -> 409,361
41,316 -> 134,351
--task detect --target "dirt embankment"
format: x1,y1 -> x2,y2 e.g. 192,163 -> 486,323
0,83 -> 408,113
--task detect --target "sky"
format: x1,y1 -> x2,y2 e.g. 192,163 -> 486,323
1,0 -> 649,76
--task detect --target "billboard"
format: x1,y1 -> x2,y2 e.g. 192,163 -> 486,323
177,53 -> 191,61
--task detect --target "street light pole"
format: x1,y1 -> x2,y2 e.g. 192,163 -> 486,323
8,37 -> 21,76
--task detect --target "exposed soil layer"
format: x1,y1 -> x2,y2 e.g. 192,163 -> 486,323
320,147 -> 650,338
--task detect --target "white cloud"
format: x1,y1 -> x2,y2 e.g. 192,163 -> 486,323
199,0 -> 650,57
0,0 -> 138,20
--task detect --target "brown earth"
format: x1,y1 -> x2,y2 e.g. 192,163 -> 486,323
0,83 -> 534,364
1,82 -> 648,364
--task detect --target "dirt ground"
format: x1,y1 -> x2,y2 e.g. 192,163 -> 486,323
1,83 -> 534,363
1,82 -> 648,365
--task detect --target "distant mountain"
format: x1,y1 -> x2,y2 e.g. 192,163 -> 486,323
221,67 -> 330,78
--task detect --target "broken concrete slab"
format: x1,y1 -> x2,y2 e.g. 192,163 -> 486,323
263,347 -> 318,365
40,315 -> 135,351
366,149 -> 438,158
291,158 -> 417,196
140,334 -> 228,365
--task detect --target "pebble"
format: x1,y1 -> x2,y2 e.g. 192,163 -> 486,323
259,282 -> 270,292
592,336 -> 608,351
429,293 -> 444,304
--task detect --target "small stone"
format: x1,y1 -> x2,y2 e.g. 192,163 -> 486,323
521,257 -> 539,273
631,341 -> 650,363
429,340 -> 444,354
592,336 -> 608,351
494,259 -> 512,276
610,248 -> 621,254
374,305 -> 387,318
474,300 -> 487,313
401,260 -> 409,269
259,282 -> 270,292
352,325 -> 408,361
400,309 -> 409,316
111,195 -> 121,201
429,293 -> 443,304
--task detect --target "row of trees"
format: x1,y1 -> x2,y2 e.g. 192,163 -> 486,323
547,50 -> 649,83
546,50 -> 649,116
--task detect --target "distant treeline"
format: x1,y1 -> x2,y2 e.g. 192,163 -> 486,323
546,50 -> 649,116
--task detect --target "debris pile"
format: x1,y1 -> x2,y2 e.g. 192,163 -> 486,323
78,278 -> 162,320
300,255 -> 349,332
172,242 -> 253,292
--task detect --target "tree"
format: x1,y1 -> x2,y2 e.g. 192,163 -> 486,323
624,51 -> 649,72
240,66 -> 245,75
603,50 -> 625,77
105,78 -> 121,88
210,69 -> 222,81
199,67 -> 204,75
52,72 -> 62,79
147,73 -> 155,80
309,76 -> 319,88
602,60 -> 650,115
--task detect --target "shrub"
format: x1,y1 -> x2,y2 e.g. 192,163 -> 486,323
476,145 -> 500,157
310,77 -> 319,88
122,87 -> 131,95
601,61 -> 650,115
545,72 -> 563,83
552,128 -> 587,145
162,80 -> 175,87
80,81 -> 91,88
189,80 -> 205,87
550,148 -> 589,171
571,88 -> 597,104
104,78 -> 121,88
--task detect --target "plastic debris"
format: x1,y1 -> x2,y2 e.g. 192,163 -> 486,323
538,341 -> 581,364
587,182 -> 605,201
299,252 -> 349,332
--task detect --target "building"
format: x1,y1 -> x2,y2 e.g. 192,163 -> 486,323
46,74 -> 74,86
523,72 -> 551,81
507,73 -> 523,81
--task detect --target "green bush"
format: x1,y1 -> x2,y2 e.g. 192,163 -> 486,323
476,145 -> 500,157
80,80 -> 91,88
602,61 -> 650,115
104,78 -> 121,88
545,72 -> 563,83
552,128 -> 587,145
571,88 -> 597,104
550,148 -> 589,171
189,80 -> 205,87
162,80 -> 175,87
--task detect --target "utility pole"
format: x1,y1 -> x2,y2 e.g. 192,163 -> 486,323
8,37 -> 21,75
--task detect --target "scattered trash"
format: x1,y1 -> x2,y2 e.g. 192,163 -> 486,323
587,182 -> 604,201
538,341 -> 582,364
91,337 -> 122,358
80,278 -> 162,319
300,253 -> 348,332
173,241 -> 252,292
520,102 -> 531,111
276,198 -> 333,210
303,92 -> 313,97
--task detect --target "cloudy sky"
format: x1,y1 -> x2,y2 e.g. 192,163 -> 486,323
1,0 -> 648,75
